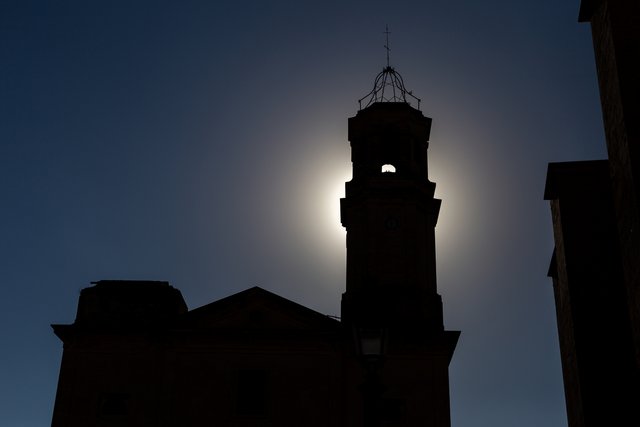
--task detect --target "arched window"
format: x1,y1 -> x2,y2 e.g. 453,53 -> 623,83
381,164 -> 396,173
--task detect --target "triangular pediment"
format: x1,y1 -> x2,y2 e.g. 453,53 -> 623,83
179,287 -> 340,333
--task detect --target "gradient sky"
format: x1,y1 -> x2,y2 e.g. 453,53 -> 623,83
1,1 -> 607,425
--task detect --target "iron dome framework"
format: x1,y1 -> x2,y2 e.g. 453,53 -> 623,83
358,65 -> 421,110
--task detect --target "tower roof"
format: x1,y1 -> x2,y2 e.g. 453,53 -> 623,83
358,66 -> 421,110
358,27 -> 421,110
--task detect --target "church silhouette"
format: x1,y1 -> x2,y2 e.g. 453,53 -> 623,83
51,64 -> 459,426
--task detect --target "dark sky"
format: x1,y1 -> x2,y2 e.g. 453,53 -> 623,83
1,1 -> 606,425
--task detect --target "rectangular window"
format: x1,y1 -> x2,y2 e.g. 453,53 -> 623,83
97,392 -> 129,420
236,369 -> 268,417
381,398 -> 406,421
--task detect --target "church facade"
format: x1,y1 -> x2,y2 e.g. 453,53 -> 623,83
51,67 -> 459,427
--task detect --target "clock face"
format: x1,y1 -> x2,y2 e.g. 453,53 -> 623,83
384,216 -> 399,230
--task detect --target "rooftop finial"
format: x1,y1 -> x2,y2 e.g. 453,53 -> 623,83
384,25 -> 391,68
357,27 -> 421,110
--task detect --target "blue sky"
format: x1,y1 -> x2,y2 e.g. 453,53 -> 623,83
1,1 -> 605,425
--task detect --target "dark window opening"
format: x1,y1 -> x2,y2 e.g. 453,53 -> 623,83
380,398 -> 406,420
97,392 -> 129,420
236,369 -> 268,417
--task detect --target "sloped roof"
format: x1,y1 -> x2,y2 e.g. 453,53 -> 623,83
179,286 -> 341,334
53,284 -> 342,343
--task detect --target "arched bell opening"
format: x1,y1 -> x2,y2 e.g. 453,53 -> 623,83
381,164 -> 396,173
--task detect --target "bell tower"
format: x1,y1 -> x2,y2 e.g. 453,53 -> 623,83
340,63 -> 459,427
340,66 -> 445,335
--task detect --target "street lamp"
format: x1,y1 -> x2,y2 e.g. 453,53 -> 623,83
354,327 -> 387,427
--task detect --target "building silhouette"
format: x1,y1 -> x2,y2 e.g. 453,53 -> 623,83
545,0 -> 640,425
51,66 -> 459,426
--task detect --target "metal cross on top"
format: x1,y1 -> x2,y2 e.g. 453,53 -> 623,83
384,25 -> 391,67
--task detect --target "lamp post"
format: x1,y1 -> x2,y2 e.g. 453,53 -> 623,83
355,327 -> 387,427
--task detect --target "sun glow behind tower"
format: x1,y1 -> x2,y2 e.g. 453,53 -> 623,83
290,133 -> 351,256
